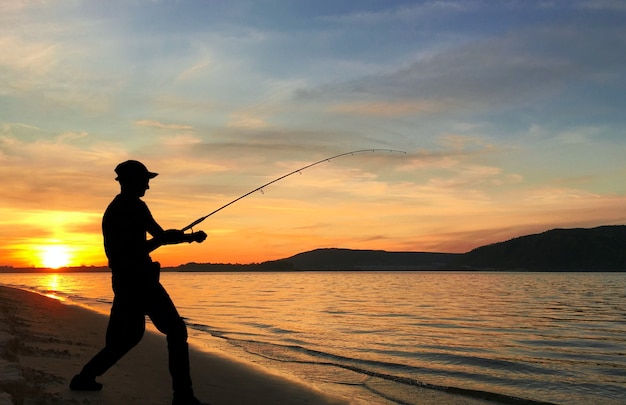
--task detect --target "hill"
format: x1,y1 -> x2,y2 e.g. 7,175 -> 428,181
282,248 -> 461,271
451,225 -> 626,271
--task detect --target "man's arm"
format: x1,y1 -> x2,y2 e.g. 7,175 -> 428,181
145,208 -> 207,252
148,228 -> 207,252
146,215 -> 166,252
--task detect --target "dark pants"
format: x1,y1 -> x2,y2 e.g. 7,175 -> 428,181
80,280 -> 193,397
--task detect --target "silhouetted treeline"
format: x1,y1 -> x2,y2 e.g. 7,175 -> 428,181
167,260 -> 296,272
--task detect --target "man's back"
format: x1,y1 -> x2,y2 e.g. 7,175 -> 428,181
103,193 -> 154,269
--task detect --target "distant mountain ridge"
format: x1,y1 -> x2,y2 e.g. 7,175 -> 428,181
271,225 -> 626,271
452,225 -> 626,271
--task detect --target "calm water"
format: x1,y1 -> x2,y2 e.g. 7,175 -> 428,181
1,271 -> 625,404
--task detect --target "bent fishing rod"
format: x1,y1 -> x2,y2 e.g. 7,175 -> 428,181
182,148 -> 406,232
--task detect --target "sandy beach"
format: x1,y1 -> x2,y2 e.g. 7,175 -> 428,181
0,285 -> 499,405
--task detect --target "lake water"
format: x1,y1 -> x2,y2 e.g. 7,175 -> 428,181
1,271 -> 625,405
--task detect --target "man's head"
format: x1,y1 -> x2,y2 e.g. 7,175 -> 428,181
114,160 -> 158,197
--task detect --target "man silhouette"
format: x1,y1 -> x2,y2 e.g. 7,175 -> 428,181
70,160 -> 209,405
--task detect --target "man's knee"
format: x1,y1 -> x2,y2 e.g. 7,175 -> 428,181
167,317 -> 188,342
107,323 -> 145,351
127,327 -> 146,347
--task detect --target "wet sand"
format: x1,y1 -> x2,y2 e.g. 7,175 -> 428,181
0,285 -> 499,405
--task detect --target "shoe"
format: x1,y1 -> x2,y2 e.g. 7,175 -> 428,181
69,374 -> 103,391
172,395 -> 211,405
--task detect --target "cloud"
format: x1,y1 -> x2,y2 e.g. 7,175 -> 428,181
227,112 -> 269,129
397,134 -> 500,171
158,134 -> 203,146
152,95 -> 218,113
134,120 -> 194,131
176,60 -> 212,82
0,32 -> 119,114
305,40 -> 570,109
329,100 -> 446,116
320,1 -> 477,24
0,132 -> 124,211
0,35 -> 58,76
295,18 -> 625,122
58,131 -> 89,142
437,134 -> 495,152
424,163 -> 520,191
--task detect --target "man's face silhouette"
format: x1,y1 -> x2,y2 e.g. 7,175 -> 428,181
120,176 -> 150,197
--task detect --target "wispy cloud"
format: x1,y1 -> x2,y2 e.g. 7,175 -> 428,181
0,132 -> 122,209
176,60 -> 212,82
0,35 -> 58,76
320,1 -> 477,24
330,100 -> 447,116
296,17 -> 625,125
134,120 -> 194,131
227,112 -> 270,129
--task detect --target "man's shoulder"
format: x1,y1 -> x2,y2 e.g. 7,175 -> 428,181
105,194 -> 149,214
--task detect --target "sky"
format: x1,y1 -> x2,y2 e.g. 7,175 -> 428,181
1,0 -> 625,268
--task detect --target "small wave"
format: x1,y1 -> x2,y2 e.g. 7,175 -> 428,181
519,337 -> 622,350
239,321 -> 297,335
186,321 -> 558,405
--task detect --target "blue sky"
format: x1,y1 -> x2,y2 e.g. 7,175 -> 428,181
1,0 -> 625,266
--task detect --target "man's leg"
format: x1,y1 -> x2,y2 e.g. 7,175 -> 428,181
146,284 -> 195,401
71,293 -> 146,390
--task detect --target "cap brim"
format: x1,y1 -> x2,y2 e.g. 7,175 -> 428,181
115,172 -> 159,181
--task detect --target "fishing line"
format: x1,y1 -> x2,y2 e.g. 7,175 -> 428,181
182,149 -> 406,231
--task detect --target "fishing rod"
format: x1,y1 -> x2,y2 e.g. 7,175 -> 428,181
182,148 -> 406,231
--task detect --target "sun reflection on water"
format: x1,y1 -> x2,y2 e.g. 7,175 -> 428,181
41,274 -> 65,301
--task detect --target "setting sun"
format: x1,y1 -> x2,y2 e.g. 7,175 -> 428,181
40,245 -> 71,269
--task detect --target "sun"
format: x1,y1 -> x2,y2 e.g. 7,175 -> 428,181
40,245 -> 71,269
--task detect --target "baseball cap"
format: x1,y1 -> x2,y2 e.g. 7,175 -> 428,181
114,160 -> 158,181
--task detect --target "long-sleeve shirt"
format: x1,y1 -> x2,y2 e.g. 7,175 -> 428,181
103,194 -> 162,272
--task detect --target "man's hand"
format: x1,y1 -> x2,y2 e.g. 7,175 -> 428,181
187,230 -> 207,243
157,229 -> 206,245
